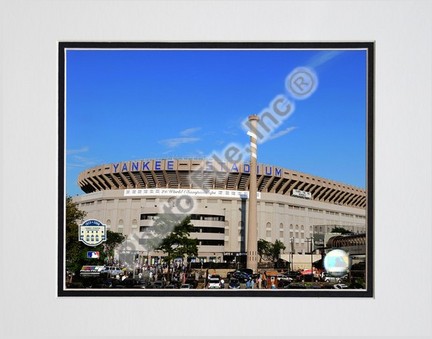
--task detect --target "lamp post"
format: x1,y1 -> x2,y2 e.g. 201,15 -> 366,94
306,237 -> 314,278
290,237 -> 294,272
246,114 -> 259,273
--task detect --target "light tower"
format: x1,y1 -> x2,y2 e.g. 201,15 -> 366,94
246,114 -> 259,273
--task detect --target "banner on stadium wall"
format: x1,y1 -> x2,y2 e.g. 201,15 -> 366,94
291,189 -> 312,199
124,188 -> 261,199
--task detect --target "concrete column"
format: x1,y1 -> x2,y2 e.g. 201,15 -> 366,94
247,115 -> 259,272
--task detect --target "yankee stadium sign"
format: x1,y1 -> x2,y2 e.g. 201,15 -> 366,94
112,160 -> 283,177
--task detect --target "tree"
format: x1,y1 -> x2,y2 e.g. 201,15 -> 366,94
257,239 -> 286,264
270,239 -> 286,262
65,196 -> 125,279
258,239 -> 272,262
141,214 -> 198,280
103,230 -> 126,264
65,196 -> 87,276
155,215 -> 198,264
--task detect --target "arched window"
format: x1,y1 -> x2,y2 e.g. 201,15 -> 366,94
266,222 -> 271,239
118,219 -> 124,233
132,219 -> 138,229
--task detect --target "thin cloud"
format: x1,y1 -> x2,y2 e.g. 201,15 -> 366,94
159,137 -> 200,148
67,151 -> 98,168
66,146 -> 89,155
180,127 -> 201,137
267,126 -> 297,141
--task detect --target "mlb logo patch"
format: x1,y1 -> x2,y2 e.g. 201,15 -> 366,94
87,251 -> 100,259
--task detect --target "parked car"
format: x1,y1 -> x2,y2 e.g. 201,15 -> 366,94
207,277 -> 222,289
227,271 -> 250,283
228,278 -> 240,289
277,274 -> 293,282
100,266 -> 124,276
227,268 -> 252,278
323,273 -> 348,283
285,271 -> 302,281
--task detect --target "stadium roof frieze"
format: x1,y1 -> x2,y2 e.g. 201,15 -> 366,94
77,158 -> 366,209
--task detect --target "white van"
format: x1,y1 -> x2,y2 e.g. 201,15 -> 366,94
101,266 -> 124,276
207,276 -> 222,289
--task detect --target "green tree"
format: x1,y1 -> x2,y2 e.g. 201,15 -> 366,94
65,196 -> 87,276
155,215 -> 198,265
258,239 -> 272,262
141,214 -> 198,280
270,239 -> 286,262
103,231 -> 126,264
65,196 -> 125,280
258,239 -> 286,264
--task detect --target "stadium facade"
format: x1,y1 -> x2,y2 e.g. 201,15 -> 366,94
72,158 -> 366,264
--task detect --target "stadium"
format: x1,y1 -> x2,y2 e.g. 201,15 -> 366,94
72,158 -> 367,267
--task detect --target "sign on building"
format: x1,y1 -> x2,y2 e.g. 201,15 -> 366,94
292,189 -> 312,199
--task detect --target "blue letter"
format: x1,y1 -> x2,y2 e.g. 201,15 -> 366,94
243,164 -> 250,173
275,168 -> 282,177
167,160 -> 174,170
265,166 -> 272,175
231,163 -> 239,172
131,162 -> 139,171
122,163 -> 128,172
142,161 -> 150,170
113,163 -> 119,173
155,160 -> 161,170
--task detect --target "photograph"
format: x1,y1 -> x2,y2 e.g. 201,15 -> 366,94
59,42 -> 374,297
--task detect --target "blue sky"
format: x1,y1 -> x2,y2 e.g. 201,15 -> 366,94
66,48 -> 367,196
